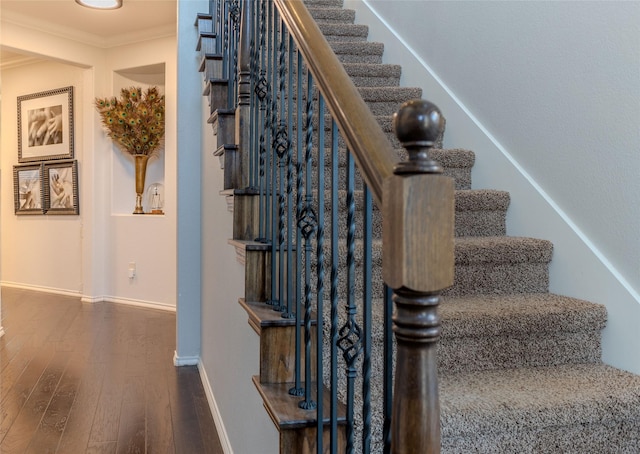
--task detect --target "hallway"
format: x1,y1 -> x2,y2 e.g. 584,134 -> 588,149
0,288 -> 222,453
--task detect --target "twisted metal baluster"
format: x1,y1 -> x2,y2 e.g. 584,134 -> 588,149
275,17 -> 291,319
248,11 -> 257,188
362,183 -> 373,453
338,150 -> 364,453
289,49 -> 304,398
230,0 -> 240,107
222,0 -> 229,81
283,33 -> 296,320
298,70 -> 317,411
315,93 -> 327,452
215,0 -> 222,54
267,3 -> 280,310
329,118 -> 340,453
255,0 -> 268,241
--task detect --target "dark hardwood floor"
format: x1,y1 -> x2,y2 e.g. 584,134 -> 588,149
0,287 -> 223,454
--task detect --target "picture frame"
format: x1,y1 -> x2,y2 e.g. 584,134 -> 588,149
17,86 -> 74,163
44,160 -> 80,215
13,163 -> 45,215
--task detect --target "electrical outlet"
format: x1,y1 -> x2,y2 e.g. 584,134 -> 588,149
128,262 -> 136,279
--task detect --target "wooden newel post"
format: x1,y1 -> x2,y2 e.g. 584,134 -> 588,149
383,100 -> 455,454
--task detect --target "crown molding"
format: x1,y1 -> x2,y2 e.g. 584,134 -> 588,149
1,9 -> 175,49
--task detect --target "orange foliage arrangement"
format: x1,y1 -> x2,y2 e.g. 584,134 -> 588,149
95,86 -> 165,156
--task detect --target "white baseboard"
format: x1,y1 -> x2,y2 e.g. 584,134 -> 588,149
173,351 -> 199,366
1,281 -> 82,298
103,295 -> 176,312
198,362 -> 234,454
0,282 -> 175,313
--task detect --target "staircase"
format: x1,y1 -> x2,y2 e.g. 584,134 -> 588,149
197,0 -> 640,452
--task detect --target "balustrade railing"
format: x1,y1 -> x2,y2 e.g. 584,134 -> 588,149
200,1 -> 454,452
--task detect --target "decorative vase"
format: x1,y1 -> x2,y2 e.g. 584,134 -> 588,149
134,154 -> 149,214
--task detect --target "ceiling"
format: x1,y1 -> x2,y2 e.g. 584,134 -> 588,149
1,0 -> 177,67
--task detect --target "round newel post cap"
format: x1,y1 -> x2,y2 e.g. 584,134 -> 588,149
393,99 -> 444,174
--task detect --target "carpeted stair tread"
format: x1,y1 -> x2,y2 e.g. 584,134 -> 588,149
365,293 -> 606,372
440,363 -> 640,442
454,236 -> 553,265
318,23 -> 369,42
303,0 -> 345,7
341,63 -> 402,87
358,86 -> 422,103
330,41 -> 385,64
455,189 -> 509,212
342,62 -> 402,78
308,7 -> 356,24
440,293 -> 606,338
455,190 -> 508,236
368,293 -> 605,342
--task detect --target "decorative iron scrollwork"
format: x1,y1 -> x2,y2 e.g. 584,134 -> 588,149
228,0 -> 240,24
338,314 -> 363,365
297,206 -> 318,240
274,126 -> 289,159
255,76 -> 269,101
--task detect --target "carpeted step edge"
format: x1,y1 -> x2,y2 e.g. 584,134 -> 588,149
440,363 -> 640,439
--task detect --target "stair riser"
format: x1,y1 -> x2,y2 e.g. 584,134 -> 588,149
438,332 -> 601,374
445,264 -> 549,296
455,211 -> 506,237
331,43 -> 384,64
197,36 -> 217,55
319,25 -> 368,42
309,9 -> 356,24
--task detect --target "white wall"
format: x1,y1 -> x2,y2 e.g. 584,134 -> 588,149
0,21 -> 177,309
102,37 -> 177,309
175,1 -> 278,450
345,0 -> 640,372
199,103 -> 279,453
1,61 -> 85,294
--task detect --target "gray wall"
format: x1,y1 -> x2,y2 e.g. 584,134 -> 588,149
346,0 -> 640,371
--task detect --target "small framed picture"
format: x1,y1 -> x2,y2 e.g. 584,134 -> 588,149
13,163 -> 44,215
44,160 -> 79,215
17,86 -> 74,163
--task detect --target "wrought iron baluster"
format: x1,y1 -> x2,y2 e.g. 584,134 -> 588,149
230,0 -> 240,107
298,70 -> 317,411
329,118 -> 340,454
222,0 -> 229,82
315,93 -> 326,453
275,16 -> 290,319
362,183 -> 373,453
289,49 -> 304,399
383,283 -> 393,454
248,5 -> 257,188
338,150 -> 363,453
283,32 -> 295,320
267,2 -> 280,310
255,0 -> 268,241
215,0 -> 222,55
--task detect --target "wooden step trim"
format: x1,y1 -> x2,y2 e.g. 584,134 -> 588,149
253,376 -> 347,429
241,299 -> 316,383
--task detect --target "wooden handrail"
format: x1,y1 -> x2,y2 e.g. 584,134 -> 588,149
274,0 -> 398,206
